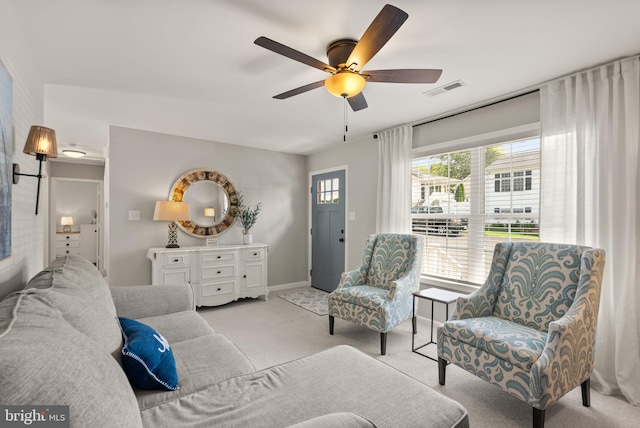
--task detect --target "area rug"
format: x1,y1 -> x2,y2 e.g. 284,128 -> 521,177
279,288 -> 329,316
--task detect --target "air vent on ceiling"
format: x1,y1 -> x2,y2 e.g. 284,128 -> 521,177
423,80 -> 466,97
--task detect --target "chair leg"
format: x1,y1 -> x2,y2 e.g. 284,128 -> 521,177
438,357 -> 447,385
380,332 -> 387,355
532,407 -> 545,428
582,378 -> 591,407
329,315 -> 334,335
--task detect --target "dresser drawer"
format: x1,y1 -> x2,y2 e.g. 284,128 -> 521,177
56,248 -> 82,257
56,233 -> 81,242
159,252 -> 189,267
56,240 -> 81,249
243,247 -> 265,261
200,251 -> 236,264
201,281 -> 235,297
200,264 -> 235,281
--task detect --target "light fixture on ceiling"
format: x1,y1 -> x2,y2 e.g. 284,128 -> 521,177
12,125 -> 58,215
62,149 -> 86,158
324,70 -> 366,98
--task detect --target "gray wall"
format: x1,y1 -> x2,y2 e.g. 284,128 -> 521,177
107,126 -> 308,287
307,135 -> 379,271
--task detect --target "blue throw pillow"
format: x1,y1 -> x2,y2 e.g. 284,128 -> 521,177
118,317 -> 179,391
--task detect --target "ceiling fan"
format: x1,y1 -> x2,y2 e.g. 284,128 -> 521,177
254,4 -> 442,112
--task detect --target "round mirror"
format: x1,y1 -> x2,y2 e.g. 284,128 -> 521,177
170,169 -> 239,237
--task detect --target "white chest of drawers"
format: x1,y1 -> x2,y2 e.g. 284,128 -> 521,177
55,232 -> 82,257
147,244 -> 268,307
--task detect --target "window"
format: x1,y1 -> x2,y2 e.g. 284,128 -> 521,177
411,137 -> 540,285
317,178 -> 340,204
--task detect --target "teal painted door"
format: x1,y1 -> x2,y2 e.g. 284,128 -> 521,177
311,170 -> 346,292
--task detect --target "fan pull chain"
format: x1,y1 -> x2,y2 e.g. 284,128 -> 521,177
343,96 -> 348,142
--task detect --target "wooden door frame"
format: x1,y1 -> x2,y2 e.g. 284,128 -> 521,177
308,165 -> 348,287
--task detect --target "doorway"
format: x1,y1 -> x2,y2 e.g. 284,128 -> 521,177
310,169 -> 346,293
50,178 -> 104,270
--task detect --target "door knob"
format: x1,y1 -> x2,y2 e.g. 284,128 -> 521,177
339,238 -> 344,242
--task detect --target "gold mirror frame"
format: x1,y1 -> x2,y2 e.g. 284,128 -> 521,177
170,169 -> 239,237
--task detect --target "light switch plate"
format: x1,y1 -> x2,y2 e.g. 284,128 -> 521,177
349,211 -> 356,221
128,211 -> 140,221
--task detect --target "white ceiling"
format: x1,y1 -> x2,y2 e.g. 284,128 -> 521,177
10,0 -> 640,159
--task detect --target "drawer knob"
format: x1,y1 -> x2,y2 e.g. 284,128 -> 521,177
243,274 -> 247,278
173,259 -> 179,262
66,243 -> 70,247
253,252 -> 258,256
217,287 -> 221,291
66,250 -> 69,254
217,271 -> 221,274
217,256 -> 222,259
66,236 -> 70,239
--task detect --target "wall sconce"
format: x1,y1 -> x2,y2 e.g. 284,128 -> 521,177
12,126 -> 58,215
153,201 -> 191,248
204,206 -> 216,222
61,216 -> 74,232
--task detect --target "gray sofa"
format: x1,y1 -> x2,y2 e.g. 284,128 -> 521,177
0,256 -> 469,427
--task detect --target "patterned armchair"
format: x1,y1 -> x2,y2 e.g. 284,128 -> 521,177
328,233 -> 424,355
437,242 -> 605,428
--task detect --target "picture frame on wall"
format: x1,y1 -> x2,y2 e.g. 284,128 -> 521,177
0,59 -> 13,260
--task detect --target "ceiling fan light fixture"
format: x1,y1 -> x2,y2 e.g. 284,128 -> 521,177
325,71 -> 366,98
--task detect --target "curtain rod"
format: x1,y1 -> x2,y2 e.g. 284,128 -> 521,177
373,88 -> 539,139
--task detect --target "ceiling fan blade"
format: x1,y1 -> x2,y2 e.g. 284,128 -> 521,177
255,36 -> 336,73
364,69 -> 443,83
273,80 -> 325,99
345,4 -> 408,71
347,92 -> 368,111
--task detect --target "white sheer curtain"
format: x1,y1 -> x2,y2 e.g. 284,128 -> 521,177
376,125 -> 412,234
539,56 -> 640,404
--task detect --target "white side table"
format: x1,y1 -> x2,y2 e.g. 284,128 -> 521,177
412,288 -> 467,361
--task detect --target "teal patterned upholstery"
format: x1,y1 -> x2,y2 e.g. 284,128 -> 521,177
437,242 -> 605,426
328,234 -> 423,354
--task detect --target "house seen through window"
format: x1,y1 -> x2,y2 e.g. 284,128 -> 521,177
411,137 -> 540,285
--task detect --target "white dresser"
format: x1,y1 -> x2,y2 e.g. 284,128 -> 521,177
54,225 -> 98,265
55,232 -> 82,257
147,244 -> 268,307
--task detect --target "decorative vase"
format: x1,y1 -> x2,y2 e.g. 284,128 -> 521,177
243,229 -> 252,245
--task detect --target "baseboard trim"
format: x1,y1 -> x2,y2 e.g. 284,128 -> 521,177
268,281 -> 309,292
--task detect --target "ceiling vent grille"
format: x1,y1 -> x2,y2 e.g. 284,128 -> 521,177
423,80 -> 466,97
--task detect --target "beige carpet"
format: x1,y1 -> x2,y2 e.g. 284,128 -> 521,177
197,286 -> 639,428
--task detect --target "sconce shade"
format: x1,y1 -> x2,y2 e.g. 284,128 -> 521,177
204,207 -> 216,217
23,126 -> 58,159
325,71 -> 366,98
153,201 -> 191,222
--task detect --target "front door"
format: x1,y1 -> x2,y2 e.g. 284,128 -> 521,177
311,170 -> 346,292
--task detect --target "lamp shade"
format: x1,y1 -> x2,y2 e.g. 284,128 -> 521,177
153,201 -> 191,222
23,126 -> 58,159
60,216 -> 74,226
325,71 -> 366,98
204,207 -> 216,217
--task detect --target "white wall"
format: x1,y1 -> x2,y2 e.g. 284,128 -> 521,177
108,126 -> 308,287
307,135 -> 379,270
0,1 -> 46,298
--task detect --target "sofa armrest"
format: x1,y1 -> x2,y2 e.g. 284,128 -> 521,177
110,284 -> 195,319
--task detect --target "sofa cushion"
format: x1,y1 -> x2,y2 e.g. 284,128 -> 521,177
137,310 -> 216,344
0,292 -> 143,428
139,345 -> 469,428
26,256 -> 123,359
134,333 -> 256,410
442,316 -> 547,371
287,413 -> 377,428
120,317 -> 179,391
